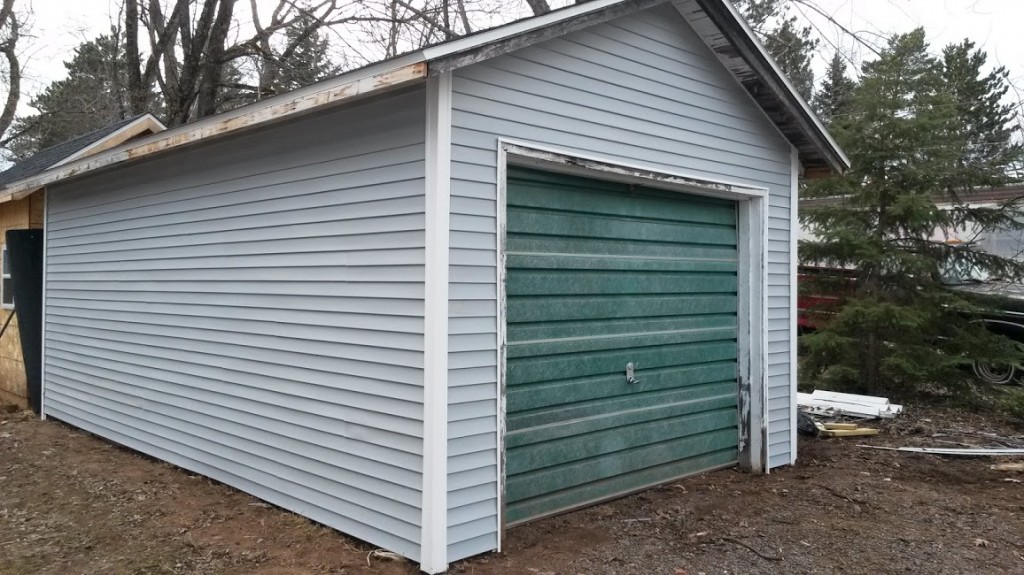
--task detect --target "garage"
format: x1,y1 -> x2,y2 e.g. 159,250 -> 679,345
0,1 -> 849,572
503,167 -> 741,524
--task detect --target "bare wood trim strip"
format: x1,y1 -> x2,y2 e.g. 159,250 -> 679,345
0,63 -> 428,203
50,115 -> 168,169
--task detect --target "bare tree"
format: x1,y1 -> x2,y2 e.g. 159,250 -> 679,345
0,0 -> 22,139
524,0 -> 550,16
118,0 -> 563,126
123,0 -> 369,126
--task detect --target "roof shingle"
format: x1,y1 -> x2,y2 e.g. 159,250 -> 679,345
0,115 -> 150,188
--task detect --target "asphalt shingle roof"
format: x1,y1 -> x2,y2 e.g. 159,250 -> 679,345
0,115 -> 148,188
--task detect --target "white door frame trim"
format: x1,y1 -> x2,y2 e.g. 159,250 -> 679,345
494,139 -> 771,534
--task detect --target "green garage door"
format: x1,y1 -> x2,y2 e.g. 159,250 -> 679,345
504,167 -> 740,525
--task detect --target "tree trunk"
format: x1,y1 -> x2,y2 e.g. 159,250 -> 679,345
125,0 -> 147,115
862,331 -> 882,395
0,0 -> 18,138
195,0 -> 237,119
455,0 -> 472,34
525,0 -> 551,16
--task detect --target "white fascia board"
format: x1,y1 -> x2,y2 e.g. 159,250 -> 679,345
420,73 -> 452,575
420,0 -> 633,62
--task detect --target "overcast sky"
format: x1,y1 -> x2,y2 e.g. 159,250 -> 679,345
18,0 -> 1024,113
800,0 -> 1024,87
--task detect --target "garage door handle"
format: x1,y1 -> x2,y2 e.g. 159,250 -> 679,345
626,362 -> 641,385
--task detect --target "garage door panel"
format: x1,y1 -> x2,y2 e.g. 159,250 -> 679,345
508,235 -> 737,261
508,180 -> 737,226
506,407 -> 738,477
507,382 -> 739,443
505,430 -> 739,521
505,447 -> 738,525
507,314 -> 736,343
507,326 -> 737,358
504,167 -> 739,524
506,270 -> 738,296
506,253 -> 738,273
507,209 -> 737,245
506,294 -> 738,323
507,361 -> 737,412
507,341 -> 738,386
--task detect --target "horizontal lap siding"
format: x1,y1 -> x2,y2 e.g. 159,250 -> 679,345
45,89 -> 428,561
447,5 -> 796,560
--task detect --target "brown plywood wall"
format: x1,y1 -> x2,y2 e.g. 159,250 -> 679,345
0,189 -> 42,406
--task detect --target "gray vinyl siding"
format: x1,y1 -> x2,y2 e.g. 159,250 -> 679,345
446,4 -> 796,559
43,88 -> 428,561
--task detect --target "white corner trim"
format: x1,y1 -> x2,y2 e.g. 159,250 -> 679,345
421,72 -> 452,575
789,146 -> 800,465
39,189 -> 48,420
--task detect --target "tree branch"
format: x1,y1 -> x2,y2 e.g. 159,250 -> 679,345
525,0 -> 551,16
0,2 -> 19,138
393,0 -> 458,38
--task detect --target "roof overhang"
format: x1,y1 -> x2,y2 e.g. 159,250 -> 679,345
0,113 -> 167,203
674,0 -> 850,175
0,61 -> 428,203
0,0 -> 848,200
50,114 -> 167,169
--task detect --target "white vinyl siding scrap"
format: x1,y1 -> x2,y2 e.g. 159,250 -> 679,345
446,4 -> 797,560
43,89 -> 428,561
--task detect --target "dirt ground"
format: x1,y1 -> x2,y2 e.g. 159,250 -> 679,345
2,407 -> 1024,575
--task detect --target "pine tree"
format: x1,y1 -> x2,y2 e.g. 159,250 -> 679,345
733,0 -> 817,100
814,52 -> 856,125
6,33 -> 144,161
762,17 -> 816,100
246,11 -> 340,104
270,12 -> 338,95
210,60 -> 252,113
931,40 -> 1024,283
940,40 -> 1023,195
800,29 -> 1024,394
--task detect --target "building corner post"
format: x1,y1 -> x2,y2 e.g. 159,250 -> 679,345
39,186 -> 48,421
422,72 -> 453,574
788,146 -> 800,466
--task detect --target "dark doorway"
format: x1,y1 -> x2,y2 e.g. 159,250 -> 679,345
7,229 -> 43,414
